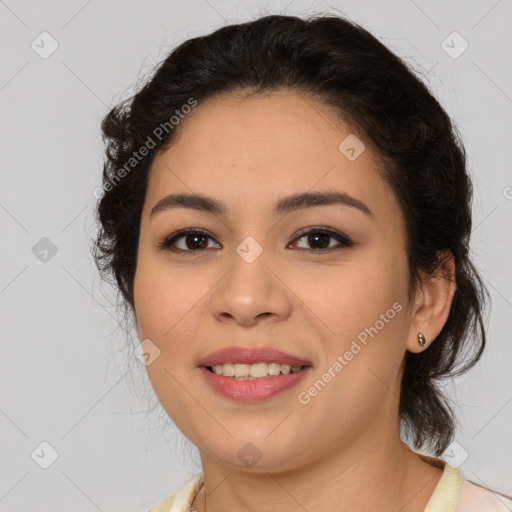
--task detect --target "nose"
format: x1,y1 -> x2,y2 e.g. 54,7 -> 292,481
209,245 -> 293,328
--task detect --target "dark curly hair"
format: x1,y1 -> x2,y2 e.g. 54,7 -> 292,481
92,14 -> 489,456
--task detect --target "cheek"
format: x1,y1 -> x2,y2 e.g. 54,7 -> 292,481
133,254 -> 209,434
295,260 -> 405,341
295,271 -> 408,441
133,250 -> 210,342
294,254 -> 409,403
317,264 -> 408,386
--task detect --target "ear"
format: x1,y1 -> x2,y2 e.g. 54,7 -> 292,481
406,250 -> 457,353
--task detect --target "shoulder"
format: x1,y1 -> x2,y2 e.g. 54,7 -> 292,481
145,472 -> 204,512
418,453 -> 512,512
455,479 -> 512,511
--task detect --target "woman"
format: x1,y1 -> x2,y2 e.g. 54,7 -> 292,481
92,13 -> 512,512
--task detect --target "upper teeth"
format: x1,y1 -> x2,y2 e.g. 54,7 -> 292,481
211,362 -> 303,378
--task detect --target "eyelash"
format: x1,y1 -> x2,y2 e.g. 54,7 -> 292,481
158,226 -> 353,253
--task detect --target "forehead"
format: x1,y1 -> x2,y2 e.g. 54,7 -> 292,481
145,91 -> 397,220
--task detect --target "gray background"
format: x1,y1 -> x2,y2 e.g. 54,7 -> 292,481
1,0 -> 511,510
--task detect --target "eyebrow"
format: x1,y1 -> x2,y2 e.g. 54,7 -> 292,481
150,191 -> 373,218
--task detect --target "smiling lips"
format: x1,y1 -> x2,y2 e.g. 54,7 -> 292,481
198,346 -> 312,367
209,362 -> 303,378
198,346 -> 312,402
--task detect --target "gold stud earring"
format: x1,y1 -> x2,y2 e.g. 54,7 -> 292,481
418,332 -> 427,347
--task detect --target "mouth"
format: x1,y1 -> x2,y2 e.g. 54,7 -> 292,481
197,346 -> 312,402
197,345 -> 312,369
205,362 -> 306,379
199,365 -> 311,402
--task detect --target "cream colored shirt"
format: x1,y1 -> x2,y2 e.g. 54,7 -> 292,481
146,460 -> 512,512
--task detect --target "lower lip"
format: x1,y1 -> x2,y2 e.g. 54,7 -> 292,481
199,366 -> 311,402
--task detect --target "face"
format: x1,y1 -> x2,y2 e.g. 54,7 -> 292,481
133,91 -> 414,472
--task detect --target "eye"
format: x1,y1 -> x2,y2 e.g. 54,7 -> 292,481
288,227 -> 353,252
159,229 -> 220,252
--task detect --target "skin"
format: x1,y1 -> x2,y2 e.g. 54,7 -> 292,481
133,90 -> 456,511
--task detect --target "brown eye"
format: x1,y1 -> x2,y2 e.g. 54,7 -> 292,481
289,228 -> 353,251
160,229 -> 220,252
